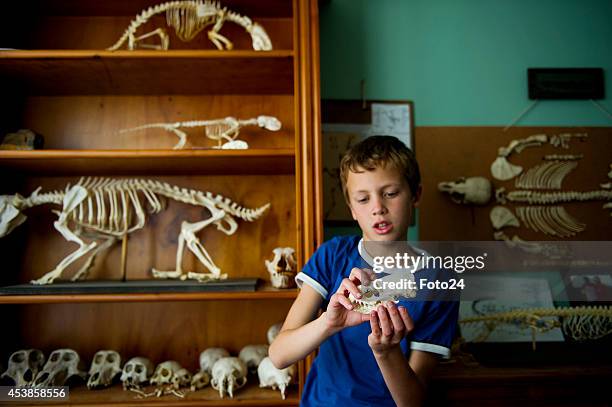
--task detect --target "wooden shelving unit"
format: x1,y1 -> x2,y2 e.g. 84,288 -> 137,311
0,0 -> 322,405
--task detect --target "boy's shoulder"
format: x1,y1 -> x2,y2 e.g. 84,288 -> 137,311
318,235 -> 361,254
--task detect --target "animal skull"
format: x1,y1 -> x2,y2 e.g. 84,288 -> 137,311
257,115 -> 282,131
171,367 -> 192,390
150,360 -> 182,386
0,195 -> 27,237
1,349 -> 45,387
190,371 -> 210,391
265,247 -> 297,288
238,345 -> 269,374
32,349 -> 86,388
267,323 -> 282,345
87,350 -> 122,389
120,357 -> 154,390
438,176 -> 492,205
211,357 -> 247,398
257,357 -> 296,400
199,348 -> 230,374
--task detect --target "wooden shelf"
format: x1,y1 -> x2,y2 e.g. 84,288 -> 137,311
0,50 -> 294,95
0,283 -> 298,304
0,149 -> 295,175
3,382 -> 299,406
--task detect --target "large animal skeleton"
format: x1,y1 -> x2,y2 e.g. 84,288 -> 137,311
107,1 -> 272,51
120,115 -> 282,150
438,133 -> 612,249
0,177 -> 270,285
460,305 -> 612,348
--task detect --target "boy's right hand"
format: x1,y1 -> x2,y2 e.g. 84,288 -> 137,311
323,267 -> 374,333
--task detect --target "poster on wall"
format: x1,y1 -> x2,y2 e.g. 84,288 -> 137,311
321,100 -> 415,224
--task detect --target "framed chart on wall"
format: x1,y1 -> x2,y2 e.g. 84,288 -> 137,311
321,99 -> 415,224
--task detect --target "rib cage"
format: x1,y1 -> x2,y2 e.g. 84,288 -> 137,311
28,177 -> 269,237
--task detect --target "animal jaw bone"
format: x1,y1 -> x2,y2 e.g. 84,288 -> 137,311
515,161 -> 578,190
87,350 -> 122,390
516,206 -> 586,237
107,1 -> 273,51
0,177 -> 270,284
493,231 -> 569,258
257,357 -> 296,400
119,115 -> 282,150
265,247 -> 297,288
438,176 -> 492,205
1,349 -> 45,387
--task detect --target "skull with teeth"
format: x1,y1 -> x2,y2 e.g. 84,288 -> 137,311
87,350 -> 122,389
438,176 -> 492,205
265,247 -> 297,288
199,348 -> 230,375
32,349 -> 86,388
171,367 -> 192,390
238,344 -> 269,374
211,357 -> 248,399
150,360 -> 182,387
257,356 -> 296,400
1,349 -> 45,387
120,357 -> 154,390
348,284 -> 400,314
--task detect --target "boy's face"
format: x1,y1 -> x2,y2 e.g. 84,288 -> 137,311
346,165 -> 421,242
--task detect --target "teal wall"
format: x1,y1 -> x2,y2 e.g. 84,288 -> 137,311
321,0 -> 612,241
320,0 -> 612,126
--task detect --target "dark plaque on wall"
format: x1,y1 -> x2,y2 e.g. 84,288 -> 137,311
528,68 -> 604,100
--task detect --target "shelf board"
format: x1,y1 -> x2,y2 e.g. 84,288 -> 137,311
0,281 -> 298,304
2,382 -> 299,406
0,149 -> 295,175
0,50 -> 294,95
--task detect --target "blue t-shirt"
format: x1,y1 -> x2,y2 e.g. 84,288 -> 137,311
295,235 -> 459,407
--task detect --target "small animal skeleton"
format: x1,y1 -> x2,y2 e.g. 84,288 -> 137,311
265,247 -> 297,289
460,305 -> 612,349
107,1 -> 273,51
120,115 -> 281,150
0,177 -> 270,285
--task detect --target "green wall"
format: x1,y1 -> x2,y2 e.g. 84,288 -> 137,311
320,0 -> 612,126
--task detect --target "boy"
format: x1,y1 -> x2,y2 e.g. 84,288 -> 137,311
269,136 -> 458,406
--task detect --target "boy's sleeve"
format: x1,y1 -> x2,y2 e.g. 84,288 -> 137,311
409,301 -> 459,359
294,239 -> 336,300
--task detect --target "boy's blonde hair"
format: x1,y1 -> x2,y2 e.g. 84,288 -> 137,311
339,135 -> 421,204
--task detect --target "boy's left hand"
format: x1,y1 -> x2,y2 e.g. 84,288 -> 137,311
368,302 -> 414,357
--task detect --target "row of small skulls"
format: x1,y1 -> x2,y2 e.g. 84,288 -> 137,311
1,322 -> 287,397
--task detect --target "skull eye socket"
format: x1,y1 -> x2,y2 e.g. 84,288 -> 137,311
134,366 -> 142,374
94,354 -> 104,364
11,352 -> 25,363
126,364 -> 133,373
161,368 -> 170,377
50,353 -> 60,362
106,354 -> 116,363
62,353 -> 74,362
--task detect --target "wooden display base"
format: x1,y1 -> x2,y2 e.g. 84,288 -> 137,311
0,279 -> 258,295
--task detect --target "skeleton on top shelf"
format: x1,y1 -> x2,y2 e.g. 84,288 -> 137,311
120,115 -> 281,150
107,1 -> 273,51
0,177 -> 270,284
437,133 -> 612,254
